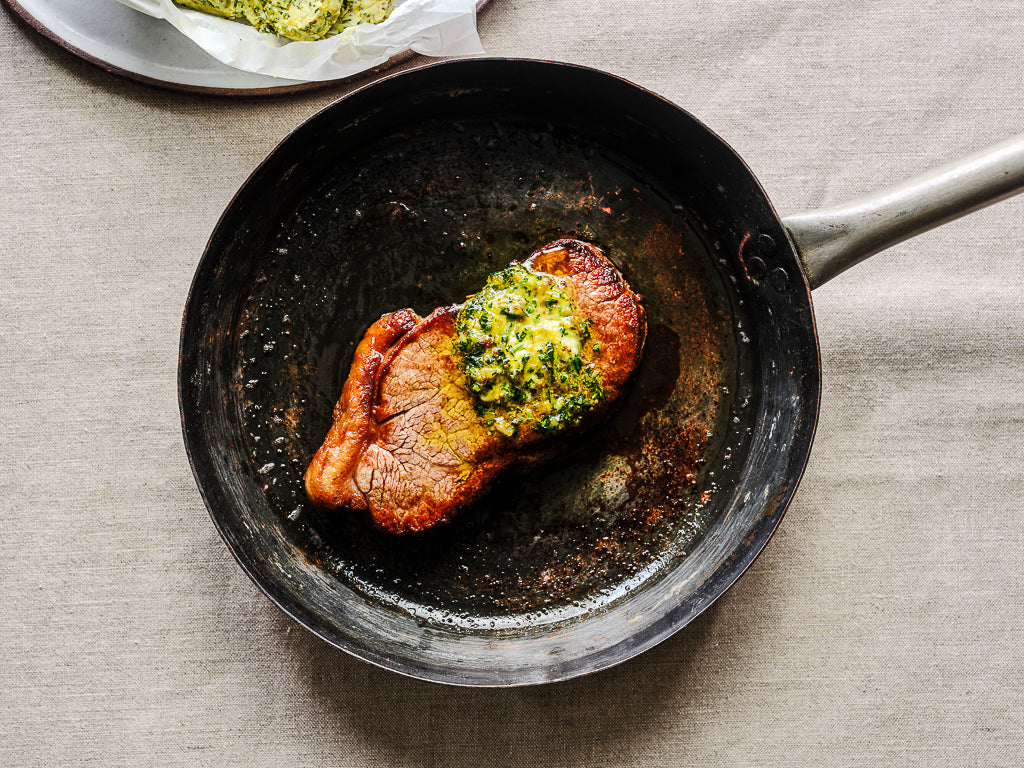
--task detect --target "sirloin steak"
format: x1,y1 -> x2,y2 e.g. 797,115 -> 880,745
304,239 -> 646,533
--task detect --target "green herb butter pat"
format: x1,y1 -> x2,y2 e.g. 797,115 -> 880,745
454,264 -> 605,438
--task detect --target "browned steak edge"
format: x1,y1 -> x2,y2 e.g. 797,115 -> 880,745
304,239 -> 647,533
303,308 -> 418,511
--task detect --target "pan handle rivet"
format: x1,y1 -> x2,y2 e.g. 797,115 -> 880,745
757,233 -> 777,258
770,267 -> 790,292
746,256 -> 767,281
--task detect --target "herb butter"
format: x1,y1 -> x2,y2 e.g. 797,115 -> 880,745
174,0 -> 394,41
175,0 -> 240,18
244,0 -> 341,41
334,0 -> 393,29
454,263 -> 605,438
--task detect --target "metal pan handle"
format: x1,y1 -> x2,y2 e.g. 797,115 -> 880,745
783,135 -> 1024,290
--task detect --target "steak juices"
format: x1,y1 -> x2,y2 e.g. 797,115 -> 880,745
304,239 -> 647,533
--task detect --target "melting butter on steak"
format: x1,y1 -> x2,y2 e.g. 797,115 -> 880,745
303,239 -> 646,533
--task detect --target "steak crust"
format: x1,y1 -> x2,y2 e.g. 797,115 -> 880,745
304,239 -> 646,533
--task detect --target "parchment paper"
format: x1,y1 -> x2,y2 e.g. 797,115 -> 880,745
113,0 -> 483,81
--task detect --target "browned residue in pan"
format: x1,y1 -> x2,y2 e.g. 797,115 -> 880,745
231,118 -> 739,620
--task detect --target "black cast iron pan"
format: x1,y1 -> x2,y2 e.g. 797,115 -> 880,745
179,59 -> 1024,686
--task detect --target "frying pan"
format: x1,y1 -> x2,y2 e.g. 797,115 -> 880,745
179,58 -> 1024,686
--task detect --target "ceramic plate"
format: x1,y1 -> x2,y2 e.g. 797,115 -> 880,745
3,0 -> 488,95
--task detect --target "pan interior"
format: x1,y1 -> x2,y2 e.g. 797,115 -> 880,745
232,114 -> 747,629
180,61 -> 815,683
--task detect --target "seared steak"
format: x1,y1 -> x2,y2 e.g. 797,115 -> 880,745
304,239 -> 646,533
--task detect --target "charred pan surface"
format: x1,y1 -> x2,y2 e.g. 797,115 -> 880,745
304,239 -> 647,533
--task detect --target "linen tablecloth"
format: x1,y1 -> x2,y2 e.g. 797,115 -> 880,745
2,1 -> 1023,764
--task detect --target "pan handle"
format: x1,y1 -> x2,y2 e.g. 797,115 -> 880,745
782,135 -> 1024,290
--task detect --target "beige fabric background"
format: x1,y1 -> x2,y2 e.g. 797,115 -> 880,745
3,1 -> 1023,765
